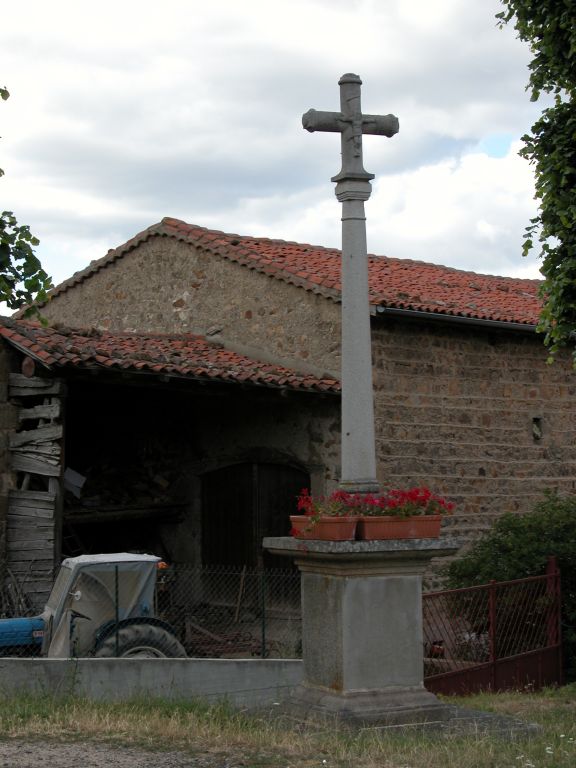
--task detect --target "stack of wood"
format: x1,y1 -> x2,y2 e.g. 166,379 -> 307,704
64,444 -> 185,526
6,373 -> 65,611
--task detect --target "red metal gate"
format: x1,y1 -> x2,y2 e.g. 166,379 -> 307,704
423,558 -> 562,695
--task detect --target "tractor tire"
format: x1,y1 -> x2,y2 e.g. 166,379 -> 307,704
94,624 -> 187,658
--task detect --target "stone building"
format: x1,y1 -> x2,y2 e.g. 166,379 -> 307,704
0,217 -> 573,604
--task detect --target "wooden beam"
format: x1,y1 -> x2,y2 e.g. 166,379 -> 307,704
10,424 -> 63,448
11,454 -> 61,476
7,549 -> 55,561
65,504 -> 185,525
12,539 -> 53,559
17,403 -> 61,422
10,489 -> 57,503
7,517 -> 54,528
8,507 -> 55,520
7,529 -> 54,544
9,374 -> 65,396
9,491 -> 56,510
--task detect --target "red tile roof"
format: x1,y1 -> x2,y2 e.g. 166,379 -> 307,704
0,320 -> 340,394
47,217 -> 542,327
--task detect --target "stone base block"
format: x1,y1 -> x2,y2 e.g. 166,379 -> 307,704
286,683 -> 451,726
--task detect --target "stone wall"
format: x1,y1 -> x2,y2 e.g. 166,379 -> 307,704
372,317 -> 576,578
43,236 -> 341,377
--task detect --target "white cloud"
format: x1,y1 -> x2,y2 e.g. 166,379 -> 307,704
0,0 -> 546,285
367,141 -> 540,276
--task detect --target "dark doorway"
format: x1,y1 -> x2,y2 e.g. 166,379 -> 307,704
201,462 -> 309,568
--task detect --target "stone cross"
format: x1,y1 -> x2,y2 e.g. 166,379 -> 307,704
303,74 -> 399,494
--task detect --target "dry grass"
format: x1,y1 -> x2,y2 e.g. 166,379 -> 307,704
0,686 -> 575,767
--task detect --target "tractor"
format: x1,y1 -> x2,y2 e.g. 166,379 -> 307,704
0,553 -> 186,658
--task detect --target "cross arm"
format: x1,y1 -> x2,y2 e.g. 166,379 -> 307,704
302,109 -> 399,138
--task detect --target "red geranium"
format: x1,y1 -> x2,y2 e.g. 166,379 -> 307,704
296,486 -> 454,519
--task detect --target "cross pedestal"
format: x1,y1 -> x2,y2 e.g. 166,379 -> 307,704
263,536 -> 460,725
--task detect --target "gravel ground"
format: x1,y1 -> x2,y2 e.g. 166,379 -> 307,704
0,741 -> 249,768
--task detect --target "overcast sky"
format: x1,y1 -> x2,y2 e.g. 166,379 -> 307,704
2,0 -> 546,288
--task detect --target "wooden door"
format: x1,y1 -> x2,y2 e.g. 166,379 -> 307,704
201,462 -> 308,567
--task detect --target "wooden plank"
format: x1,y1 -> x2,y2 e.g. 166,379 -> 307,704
10,424 -> 63,448
8,507 -> 55,520
9,489 -> 57,504
8,531 -> 54,544
7,550 -> 54,562
9,496 -> 55,513
7,531 -> 54,542
18,403 -> 61,422
11,454 -> 61,476
11,444 -> 61,458
7,556 -> 53,567
9,374 -> 64,393
6,509 -> 54,527
10,539 -> 54,551
8,519 -> 54,528
11,451 -> 60,467
8,553 -> 54,568
7,519 -> 54,530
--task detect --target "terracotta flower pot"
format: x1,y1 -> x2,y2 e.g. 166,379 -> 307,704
356,514 -> 442,540
290,515 -> 358,541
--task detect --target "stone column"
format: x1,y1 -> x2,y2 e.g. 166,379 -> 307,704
264,536 -> 459,725
337,180 -> 378,493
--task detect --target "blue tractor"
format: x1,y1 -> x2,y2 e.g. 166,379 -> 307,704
0,553 -> 186,658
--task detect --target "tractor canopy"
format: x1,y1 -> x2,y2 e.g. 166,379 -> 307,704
44,553 -> 162,657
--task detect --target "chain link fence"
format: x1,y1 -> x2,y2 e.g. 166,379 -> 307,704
0,556 -> 563,693
156,565 -> 302,659
423,564 -> 562,693
0,561 -> 302,659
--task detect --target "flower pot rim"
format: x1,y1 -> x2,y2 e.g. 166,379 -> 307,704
290,514 -> 361,521
358,513 -> 443,521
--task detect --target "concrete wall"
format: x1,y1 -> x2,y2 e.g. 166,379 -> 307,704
0,658 -> 303,708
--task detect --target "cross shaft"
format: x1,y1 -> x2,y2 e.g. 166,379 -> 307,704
303,74 -> 399,494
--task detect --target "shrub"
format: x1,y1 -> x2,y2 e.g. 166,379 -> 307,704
445,492 -> 576,679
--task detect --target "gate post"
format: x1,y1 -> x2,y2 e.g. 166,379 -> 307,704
488,580 -> 497,690
546,555 -> 563,685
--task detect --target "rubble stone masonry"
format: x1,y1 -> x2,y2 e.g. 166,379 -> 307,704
372,317 -> 576,578
43,237 -> 342,378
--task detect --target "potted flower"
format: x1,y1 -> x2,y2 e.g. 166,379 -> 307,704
290,487 -> 453,541
289,489 -> 360,541
355,487 -> 454,540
